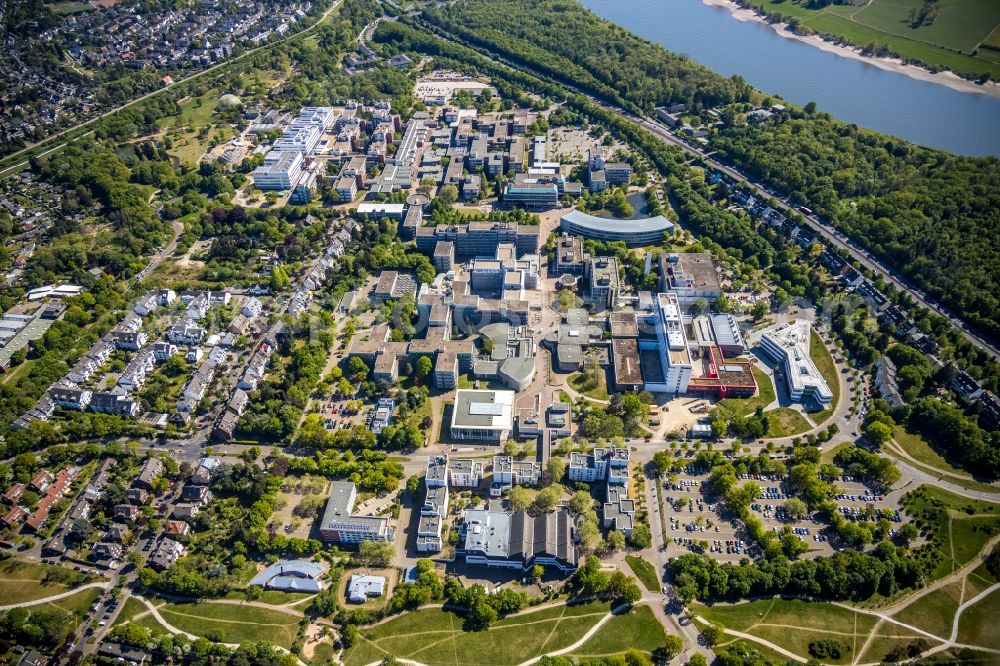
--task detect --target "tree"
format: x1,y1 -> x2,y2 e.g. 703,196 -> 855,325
652,451 -> 673,476
347,356 -> 369,381
607,530 -> 626,551
652,636 -> 685,663
414,356 -> 432,382
687,653 -> 708,666
469,596 -> 498,630
357,540 -> 393,566
750,300 -> 769,322
863,420 -> 892,448
783,498 -> 808,520
532,564 -> 544,583
577,520 -> 603,552
343,624 -> 360,648
546,457 -> 567,484
508,486 -> 532,512
569,489 -> 594,515
896,522 -> 919,545
627,523 -> 652,549
438,184 -> 459,205
533,485 -> 561,513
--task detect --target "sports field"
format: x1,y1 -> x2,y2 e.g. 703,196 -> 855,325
746,0 -> 1000,78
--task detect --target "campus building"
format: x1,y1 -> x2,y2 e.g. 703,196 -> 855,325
415,222 -> 539,261
318,481 -> 394,544
759,319 -> 833,406
251,151 -> 304,190
559,209 -> 674,247
450,389 -> 515,442
459,502 -> 578,574
659,253 -> 723,306
639,292 -> 693,395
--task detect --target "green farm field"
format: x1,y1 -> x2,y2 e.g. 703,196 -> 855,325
744,0 -> 1000,78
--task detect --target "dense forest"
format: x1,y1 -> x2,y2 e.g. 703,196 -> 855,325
421,0 -> 1000,341
421,0 -> 751,112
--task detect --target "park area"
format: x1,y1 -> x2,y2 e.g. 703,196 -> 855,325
692,485 -> 1000,664
341,600 -> 666,666
0,558 -> 102,604
117,597 -> 304,648
156,91 -> 237,166
745,0 -> 1000,78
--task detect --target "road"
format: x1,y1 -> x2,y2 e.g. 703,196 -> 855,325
409,12 -> 998,360
0,0 -> 345,179
632,116 -> 1000,360
131,219 -> 185,287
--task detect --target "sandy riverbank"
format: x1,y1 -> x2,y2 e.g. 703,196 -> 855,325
702,0 -> 1000,99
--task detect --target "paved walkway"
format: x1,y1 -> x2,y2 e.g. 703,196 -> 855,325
133,595 -> 310,666
358,602 -> 629,666
693,534 -> 1000,664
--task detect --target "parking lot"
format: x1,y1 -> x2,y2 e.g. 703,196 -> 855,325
661,469 -> 905,561
315,400 -> 362,431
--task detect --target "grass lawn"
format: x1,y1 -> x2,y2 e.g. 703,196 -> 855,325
956,588 -> 1000,650
0,559 -> 99,604
223,589 -> 313,605
810,329 -> 840,412
965,560 -> 998,599
43,586 -> 101,617
129,612 -> 167,635
694,598 -> 878,662
343,601 -> 612,666
900,485 -> 1000,582
765,407 -> 813,438
822,442 -> 851,464
309,639 -> 335,665
890,583 -> 962,637
891,427 -> 998,494
113,597 -> 149,627
625,555 -> 661,592
1,358 -> 35,385
716,365 -> 776,418
568,367 -> 610,401
857,625 -> 939,664
157,601 -> 301,647
156,92 -> 235,166
568,604 -> 667,657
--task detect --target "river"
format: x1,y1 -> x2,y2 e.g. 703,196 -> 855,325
579,0 -> 1000,157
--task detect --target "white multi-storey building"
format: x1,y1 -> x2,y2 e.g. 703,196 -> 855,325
252,151 -> 304,190
640,292 -> 693,394
759,319 -> 833,406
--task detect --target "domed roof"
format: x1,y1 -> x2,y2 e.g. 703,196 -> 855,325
218,94 -> 242,109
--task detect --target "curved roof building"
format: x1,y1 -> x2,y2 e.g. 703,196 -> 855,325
560,209 -> 674,246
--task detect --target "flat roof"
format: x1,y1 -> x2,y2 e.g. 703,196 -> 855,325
710,313 -> 744,349
609,312 -> 638,338
452,389 -> 515,429
670,252 -> 722,293
612,338 -> 643,386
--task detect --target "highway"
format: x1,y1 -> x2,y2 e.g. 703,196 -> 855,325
630,116 -> 1000,360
